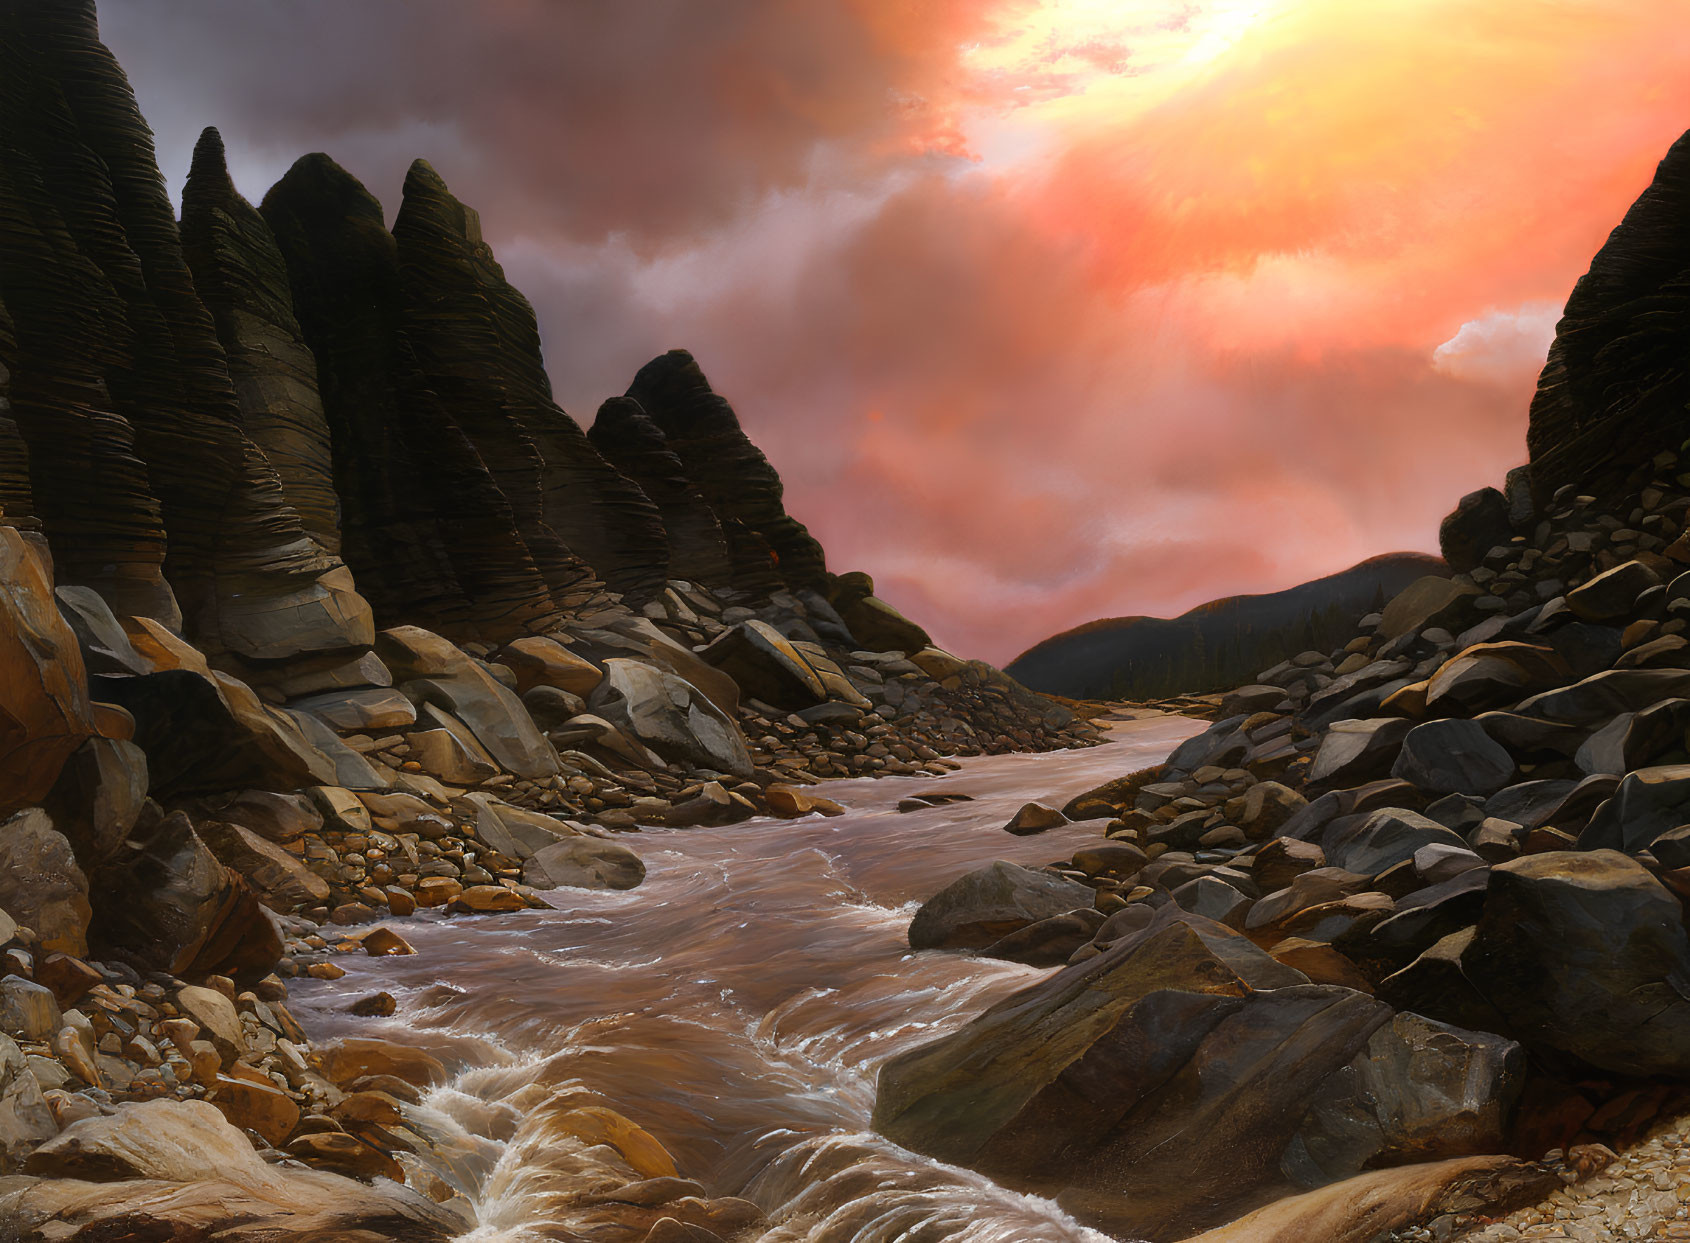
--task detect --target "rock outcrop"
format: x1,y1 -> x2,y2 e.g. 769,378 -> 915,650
1526,128 -> 1690,509
626,349 -> 829,595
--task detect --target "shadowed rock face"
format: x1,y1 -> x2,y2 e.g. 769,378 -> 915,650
626,349 -> 828,595
262,153 -> 564,640
1527,127 -> 1690,507
180,127 -> 341,556
0,3 -> 356,656
590,395 -> 733,586
0,297 -> 37,531
393,159 -> 665,605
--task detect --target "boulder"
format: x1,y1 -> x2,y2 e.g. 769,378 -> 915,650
459,794 -> 570,861
93,668 -> 336,796
208,790 -> 323,844
907,862 -> 1096,951
1514,667 -> 1690,725
39,737 -> 148,866
1308,719 -> 1412,787
196,819 -> 331,912
1228,781 -> 1307,839
497,635 -> 604,697
0,976 -> 60,1043
1285,1013 -> 1523,1185
1391,719 -> 1515,796
835,590 -> 931,655
1577,764 -> 1690,854
407,718 -> 500,786
1254,838 -> 1327,894
1378,576 -> 1482,640
764,785 -> 845,818
874,909 -> 1390,1240
289,686 -> 417,732
701,619 -> 829,709
54,584 -> 152,676
1565,559 -> 1662,622
1463,851 -> 1690,1076
90,811 -> 280,976
1002,802 -> 1067,836
1438,488 -> 1511,572
317,1038 -> 448,1088
982,910 -> 1103,967
1170,875 -> 1253,928
380,626 -> 559,778
589,658 -> 753,778
0,529 -> 100,814
0,811 -> 91,955
1423,642 -> 1567,716
1321,808 -> 1472,878
0,1032 -> 56,1171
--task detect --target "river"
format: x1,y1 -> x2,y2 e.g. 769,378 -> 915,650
289,713 -> 1205,1243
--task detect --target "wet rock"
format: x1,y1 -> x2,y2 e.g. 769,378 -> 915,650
907,862 -> 1096,951
1070,842 -> 1149,879
318,1037 -> 447,1089
764,785 -> 845,818
1391,719 -> 1515,796
349,992 -> 397,1017
1002,801 -> 1067,836
447,885 -> 527,915
982,909 -> 1103,967
522,838 -> 646,891
209,1074 -> 299,1147
875,909 -> 1389,1240
459,793 -> 568,860
0,811 -> 90,955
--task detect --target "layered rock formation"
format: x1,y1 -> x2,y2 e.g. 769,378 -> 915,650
0,3 -> 1097,1223
1526,128 -> 1690,509
1009,553 -> 1448,702
627,349 -> 829,595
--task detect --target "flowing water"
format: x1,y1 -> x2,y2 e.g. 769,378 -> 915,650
289,714 -> 1204,1243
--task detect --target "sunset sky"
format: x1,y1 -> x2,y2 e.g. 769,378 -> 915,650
103,0 -> 1690,664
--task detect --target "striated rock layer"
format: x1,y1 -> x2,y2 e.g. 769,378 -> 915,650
0,2 -> 362,663
589,395 -> 733,586
1527,127 -> 1690,507
393,159 -> 665,605
627,349 -> 828,595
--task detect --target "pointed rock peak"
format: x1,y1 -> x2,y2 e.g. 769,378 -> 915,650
627,349 -> 739,433
182,126 -> 240,214
590,396 -> 668,451
260,153 -> 385,227
398,157 -> 481,244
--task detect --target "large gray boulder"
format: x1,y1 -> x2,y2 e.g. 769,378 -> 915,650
907,862 -> 1095,951
1321,807 -> 1471,877
521,837 -> 645,891
1392,719 -> 1515,796
1463,851 -> 1690,1077
1284,1012 -> 1524,1186
1308,718 -> 1412,787
589,658 -> 753,778
875,909 -> 1397,1240
0,1033 -> 56,1172
1577,764 -> 1690,853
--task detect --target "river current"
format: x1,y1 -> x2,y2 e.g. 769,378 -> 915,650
289,714 -> 1204,1242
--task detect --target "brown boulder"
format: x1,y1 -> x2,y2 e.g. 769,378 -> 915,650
0,810 -> 91,955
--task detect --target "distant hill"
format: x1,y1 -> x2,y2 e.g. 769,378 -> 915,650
1006,553 -> 1449,700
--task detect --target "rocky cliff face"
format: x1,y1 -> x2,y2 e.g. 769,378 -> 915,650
1527,129 -> 1690,509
